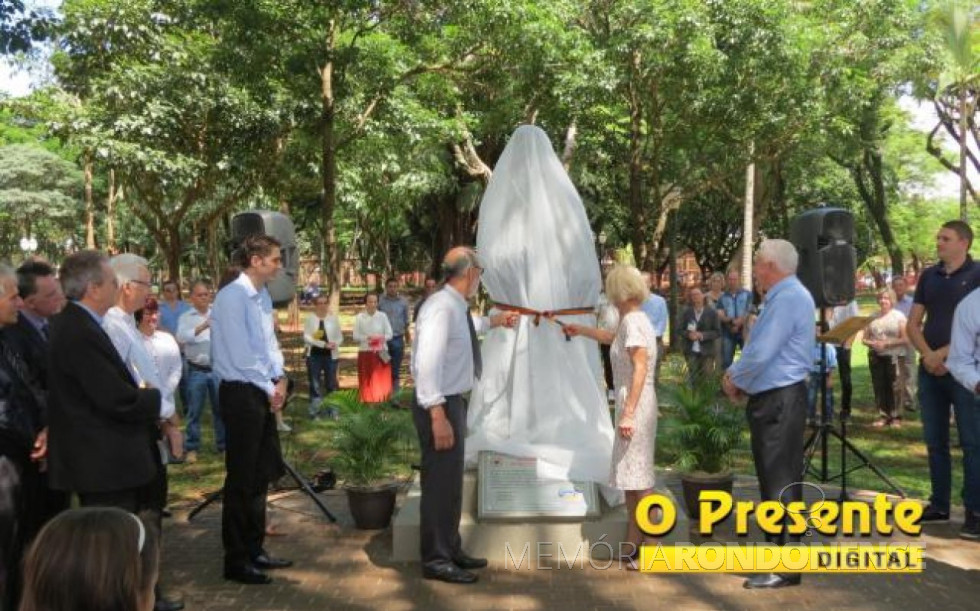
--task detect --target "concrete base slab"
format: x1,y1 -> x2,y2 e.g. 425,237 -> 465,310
392,469 -> 689,563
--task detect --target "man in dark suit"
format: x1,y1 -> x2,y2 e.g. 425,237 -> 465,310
45,250 -> 188,611
680,286 -> 721,383
0,261 -> 69,556
1,261 -> 65,393
0,263 -> 48,610
47,250 -> 163,508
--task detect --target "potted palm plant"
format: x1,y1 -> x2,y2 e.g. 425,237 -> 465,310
322,390 -> 416,529
661,376 -> 744,519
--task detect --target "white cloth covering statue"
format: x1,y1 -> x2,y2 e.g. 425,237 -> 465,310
465,125 -> 618,494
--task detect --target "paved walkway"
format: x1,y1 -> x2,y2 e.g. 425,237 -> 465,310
162,476 -> 980,611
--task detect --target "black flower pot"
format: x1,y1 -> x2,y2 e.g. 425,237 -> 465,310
346,484 -> 398,529
680,471 -> 734,519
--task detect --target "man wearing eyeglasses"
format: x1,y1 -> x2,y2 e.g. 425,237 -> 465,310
412,247 -> 518,584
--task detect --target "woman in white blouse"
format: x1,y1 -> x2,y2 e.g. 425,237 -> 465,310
303,294 -> 344,419
136,298 -> 183,455
352,293 -> 394,403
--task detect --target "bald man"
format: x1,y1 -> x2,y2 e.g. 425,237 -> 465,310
410,247 -> 518,584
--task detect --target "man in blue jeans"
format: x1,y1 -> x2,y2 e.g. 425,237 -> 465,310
175,280 -> 226,463
717,270 -> 752,370
379,278 -> 411,393
907,220 -> 980,539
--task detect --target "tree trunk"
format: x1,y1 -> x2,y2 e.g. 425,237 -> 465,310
959,88 -> 969,221
106,168 -> 117,253
627,65 -> 647,269
852,149 -> 903,277
741,144 -> 755,292
84,154 -> 96,249
163,222 -> 182,284
207,218 -> 221,285
667,210 -> 679,351
320,22 -> 342,313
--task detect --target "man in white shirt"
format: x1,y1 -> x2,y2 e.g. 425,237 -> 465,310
176,279 -> 225,462
100,254 -> 184,611
828,299 -> 860,418
411,247 -> 518,584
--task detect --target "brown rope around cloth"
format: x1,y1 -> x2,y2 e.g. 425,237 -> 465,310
493,303 -> 596,341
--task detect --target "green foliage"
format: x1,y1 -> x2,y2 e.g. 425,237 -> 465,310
322,390 -> 417,488
661,377 -> 744,475
0,143 -> 83,259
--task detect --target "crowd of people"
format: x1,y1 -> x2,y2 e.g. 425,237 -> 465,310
1,217 -> 980,604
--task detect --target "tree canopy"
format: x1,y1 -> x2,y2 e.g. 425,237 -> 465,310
0,0 -> 969,288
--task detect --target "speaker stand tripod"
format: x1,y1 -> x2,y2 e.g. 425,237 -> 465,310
802,313 -> 905,500
187,459 -> 337,523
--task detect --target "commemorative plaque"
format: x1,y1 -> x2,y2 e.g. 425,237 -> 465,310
477,451 -> 600,520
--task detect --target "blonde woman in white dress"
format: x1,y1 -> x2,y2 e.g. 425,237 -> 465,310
565,264 -> 659,563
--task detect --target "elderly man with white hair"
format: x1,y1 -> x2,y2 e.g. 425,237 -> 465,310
101,253 -> 184,611
722,239 -> 815,590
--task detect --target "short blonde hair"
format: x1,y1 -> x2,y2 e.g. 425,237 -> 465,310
876,288 -> 896,302
605,265 -> 649,305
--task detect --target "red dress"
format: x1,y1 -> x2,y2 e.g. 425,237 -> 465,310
357,351 -> 392,403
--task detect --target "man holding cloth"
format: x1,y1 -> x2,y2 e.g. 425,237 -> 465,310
211,235 -> 291,585
723,239 -> 815,589
411,247 -> 517,584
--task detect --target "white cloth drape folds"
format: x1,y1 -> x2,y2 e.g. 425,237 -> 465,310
465,125 -> 618,493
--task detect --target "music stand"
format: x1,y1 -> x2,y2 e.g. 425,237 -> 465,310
802,311 -> 906,500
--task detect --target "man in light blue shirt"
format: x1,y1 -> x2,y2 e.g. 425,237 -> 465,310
723,239 -> 815,590
379,278 -> 411,392
717,270 -> 753,369
950,287 -> 980,396
640,272 -> 668,382
211,235 -> 291,585
948,287 -> 980,532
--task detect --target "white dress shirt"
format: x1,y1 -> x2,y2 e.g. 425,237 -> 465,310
103,306 -> 175,419
303,312 -> 344,359
949,288 -> 980,393
352,310 -> 393,351
142,330 -> 183,408
829,300 -> 860,329
411,285 -> 489,408
176,307 -> 212,368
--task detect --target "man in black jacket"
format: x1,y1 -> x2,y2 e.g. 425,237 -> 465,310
47,250 -> 163,506
0,261 -> 69,526
0,262 -> 48,610
680,287 -> 721,383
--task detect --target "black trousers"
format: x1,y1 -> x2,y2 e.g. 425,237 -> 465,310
835,346 -> 853,415
412,394 -> 465,568
0,442 -> 62,611
600,344 -> 614,391
746,381 -> 806,548
219,381 -> 284,570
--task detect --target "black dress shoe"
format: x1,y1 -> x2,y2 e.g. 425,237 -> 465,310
743,573 -> 801,589
920,504 -> 950,522
453,554 -> 488,570
224,564 -> 272,585
422,563 -> 478,584
153,598 -> 185,611
252,553 -> 293,569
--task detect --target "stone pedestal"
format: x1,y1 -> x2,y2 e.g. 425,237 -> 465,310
392,470 -> 688,563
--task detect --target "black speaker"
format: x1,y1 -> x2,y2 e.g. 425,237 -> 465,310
230,210 -> 298,308
789,207 -> 856,308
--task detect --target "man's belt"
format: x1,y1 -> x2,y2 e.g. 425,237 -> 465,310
188,362 -> 212,372
494,303 -> 596,341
